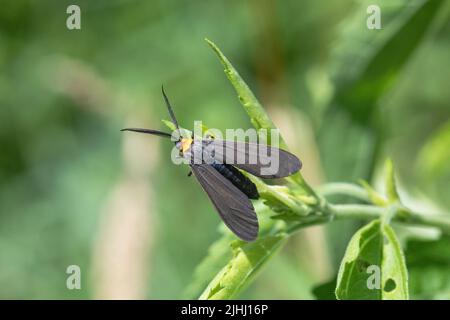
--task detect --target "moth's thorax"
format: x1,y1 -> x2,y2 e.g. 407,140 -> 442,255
179,138 -> 216,164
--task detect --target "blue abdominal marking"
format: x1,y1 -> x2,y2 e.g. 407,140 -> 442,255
211,162 -> 259,199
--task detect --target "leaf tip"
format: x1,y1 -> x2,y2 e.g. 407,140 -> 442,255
384,158 -> 400,203
204,38 -> 219,54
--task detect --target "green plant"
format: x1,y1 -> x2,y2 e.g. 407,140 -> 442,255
177,39 -> 450,300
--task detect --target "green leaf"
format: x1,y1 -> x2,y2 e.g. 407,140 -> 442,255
249,177 -> 310,216
205,38 -> 284,148
161,119 -> 177,131
185,203 -> 283,299
312,278 -> 337,300
161,119 -> 192,138
382,222 -> 409,299
199,233 -> 287,300
335,219 -> 409,300
182,234 -> 234,299
359,179 -> 388,206
384,158 -> 400,203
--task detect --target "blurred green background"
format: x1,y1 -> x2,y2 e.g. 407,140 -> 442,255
0,0 -> 449,299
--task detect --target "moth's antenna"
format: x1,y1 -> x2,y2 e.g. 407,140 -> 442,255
120,87 -> 180,141
161,85 -> 179,130
120,128 -> 172,138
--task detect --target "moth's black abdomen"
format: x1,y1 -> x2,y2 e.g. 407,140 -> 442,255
212,163 -> 259,200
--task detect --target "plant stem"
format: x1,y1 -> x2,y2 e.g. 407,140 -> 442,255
285,203 -> 450,235
331,204 -> 383,219
404,212 -> 450,233
316,183 -> 370,202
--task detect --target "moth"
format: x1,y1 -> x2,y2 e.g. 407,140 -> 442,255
122,87 -> 301,241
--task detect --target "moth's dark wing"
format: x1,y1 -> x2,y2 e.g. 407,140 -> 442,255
190,164 -> 259,241
207,140 -> 301,178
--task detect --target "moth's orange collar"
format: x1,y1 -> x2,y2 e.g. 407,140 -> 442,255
180,137 -> 193,153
